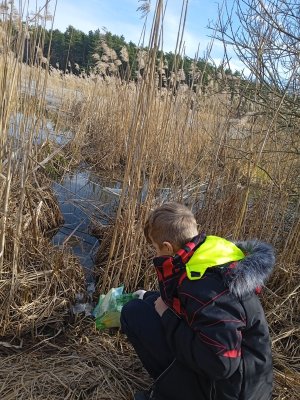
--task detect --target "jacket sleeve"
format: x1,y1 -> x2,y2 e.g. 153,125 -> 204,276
160,290 -> 246,379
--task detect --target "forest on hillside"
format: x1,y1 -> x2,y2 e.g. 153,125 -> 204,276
36,25 -> 234,84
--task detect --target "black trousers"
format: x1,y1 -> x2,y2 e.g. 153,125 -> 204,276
120,291 -> 174,379
121,292 -> 214,400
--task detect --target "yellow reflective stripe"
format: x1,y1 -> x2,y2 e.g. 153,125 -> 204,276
186,236 -> 245,280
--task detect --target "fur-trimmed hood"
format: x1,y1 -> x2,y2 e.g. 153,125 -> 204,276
224,240 -> 276,297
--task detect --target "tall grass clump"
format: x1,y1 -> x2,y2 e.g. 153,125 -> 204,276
0,1 -> 84,339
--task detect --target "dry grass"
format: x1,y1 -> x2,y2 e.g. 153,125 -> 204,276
0,178 -> 85,338
72,78 -> 299,291
0,0 -> 299,399
0,322 -> 298,400
0,2 -> 85,339
264,262 -> 300,399
0,322 -> 151,400
46,2 -> 300,397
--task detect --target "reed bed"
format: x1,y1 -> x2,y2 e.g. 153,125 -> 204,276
0,2 -> 85,340
68,66 -> 299,289
0,0 -> 299,399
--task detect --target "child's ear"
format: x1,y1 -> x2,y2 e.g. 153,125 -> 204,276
162,241 -> 176,255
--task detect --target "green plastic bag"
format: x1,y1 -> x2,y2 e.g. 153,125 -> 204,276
92,286 -> 137,330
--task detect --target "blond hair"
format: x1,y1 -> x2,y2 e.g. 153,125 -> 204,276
144,202 -> 198,249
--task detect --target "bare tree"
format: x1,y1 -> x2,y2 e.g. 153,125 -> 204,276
213,0 -> 300,125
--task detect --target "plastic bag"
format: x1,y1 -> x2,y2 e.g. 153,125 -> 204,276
92,286 -> 137,330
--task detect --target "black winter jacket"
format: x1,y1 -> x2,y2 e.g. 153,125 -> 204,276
150,234 -> 275,400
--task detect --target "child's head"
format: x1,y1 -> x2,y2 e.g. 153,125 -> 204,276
144,202 -> 198,256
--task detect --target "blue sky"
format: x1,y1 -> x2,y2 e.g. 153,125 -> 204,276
27,0 -> 245,72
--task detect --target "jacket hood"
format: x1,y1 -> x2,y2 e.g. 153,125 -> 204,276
153,235 -> 276,301
185,236 -> 244,280
224,240 -> 275,297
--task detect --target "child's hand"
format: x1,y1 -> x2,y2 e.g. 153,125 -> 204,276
155,296 -> 169,316
133,289 -> 147,299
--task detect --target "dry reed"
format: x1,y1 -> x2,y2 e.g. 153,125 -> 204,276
0,0 -> 299,399
0,322 -> 151,400
0,321 -> 298,399
0,1 -> 85,339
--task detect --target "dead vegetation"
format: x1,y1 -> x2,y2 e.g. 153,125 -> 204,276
0,0 -> 85,338
0,0 -> 299,399
0,322 -> 151,400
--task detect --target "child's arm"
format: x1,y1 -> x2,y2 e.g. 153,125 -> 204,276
160,291 -> 246,380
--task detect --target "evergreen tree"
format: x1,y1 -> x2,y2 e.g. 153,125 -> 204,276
39,26 -> 220,84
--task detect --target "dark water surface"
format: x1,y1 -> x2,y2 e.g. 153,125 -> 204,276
52,169 -> 121,280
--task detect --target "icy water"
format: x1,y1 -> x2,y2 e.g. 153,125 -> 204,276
9,104 -> 123,313
52,170 -> 122,314
9,112 -> 120,281
9,112 -> 73,145
52,170 -> 121,278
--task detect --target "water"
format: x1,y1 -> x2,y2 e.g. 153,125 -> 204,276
8,112 -> 207,307
8,104 -> 121,314
8,112 -> 117,277
52,169 -> 121,281
9,112 -> 73,146
51,170 -> 122,315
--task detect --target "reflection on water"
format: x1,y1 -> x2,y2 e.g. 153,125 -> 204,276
9,112 -> 73,146
52,170 -> 120,282
9,112 -> 119,282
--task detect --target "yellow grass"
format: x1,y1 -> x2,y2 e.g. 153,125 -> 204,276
0,0 -> 299,399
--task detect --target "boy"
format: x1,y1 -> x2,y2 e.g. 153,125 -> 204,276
121,202 -> 275,400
